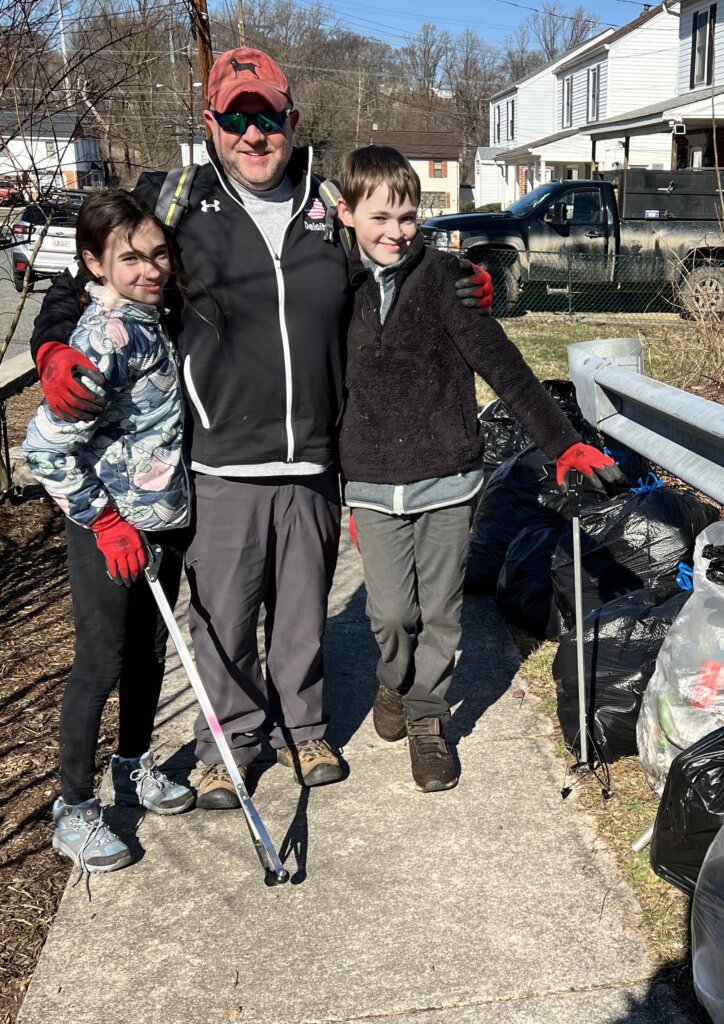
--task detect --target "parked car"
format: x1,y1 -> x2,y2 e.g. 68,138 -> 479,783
10,196 -> 82,293
421,169 -> 724,318
0,178 -> 21,205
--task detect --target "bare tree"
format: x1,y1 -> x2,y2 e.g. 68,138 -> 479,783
501,23 -> 545,83
530,3 -> 599,62
402,22 -> 451,105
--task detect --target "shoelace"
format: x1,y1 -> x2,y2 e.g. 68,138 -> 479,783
407,722 -> 448,759
130,762 -> 167,801
70,814 -> 112,901
296,739 -> 333,765
204,763 -> 230,783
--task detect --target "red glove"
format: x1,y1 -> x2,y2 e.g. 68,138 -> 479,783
348,512 -> 359,551
37,341 -> 107,422
454,260 -> 493,315
90,508 -> 147,586
555,443 -> 625,493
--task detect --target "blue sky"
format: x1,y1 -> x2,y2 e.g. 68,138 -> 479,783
310,0 -> 649,50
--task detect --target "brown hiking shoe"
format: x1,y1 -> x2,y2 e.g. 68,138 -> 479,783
196,763 -> 247,810
373,684 -> 407,741
406,717 -> 458,793
277,739 -> 343,787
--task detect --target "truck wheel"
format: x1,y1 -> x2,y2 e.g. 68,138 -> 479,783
681,265 -> 724,318
467,251 -> 521,317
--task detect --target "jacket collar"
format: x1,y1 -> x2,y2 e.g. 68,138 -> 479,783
205,138 -> 313,211
349,230 -> 426,288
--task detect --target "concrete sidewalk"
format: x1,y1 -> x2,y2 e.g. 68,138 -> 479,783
18,525 -> 692,1024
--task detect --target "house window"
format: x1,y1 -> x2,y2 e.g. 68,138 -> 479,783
587,65 -> 600,122
429,160 -> 447,178
506,99 -> 515,140
691,5 -> 716,88
45,140 -> 57,158
494,106 -> 501,144
562,75 -> 573,128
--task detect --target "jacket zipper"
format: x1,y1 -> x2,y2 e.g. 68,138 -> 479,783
209,152 -> 312,463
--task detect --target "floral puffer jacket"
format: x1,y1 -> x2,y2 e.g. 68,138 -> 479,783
23,283 -> 189,531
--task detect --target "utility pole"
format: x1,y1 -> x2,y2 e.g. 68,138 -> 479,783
57,0 -> 72,109
237,0 -> 246,46
354,65 -> 363,149
189,0 -> 213,135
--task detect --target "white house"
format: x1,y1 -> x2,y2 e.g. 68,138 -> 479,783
588,0 -> 724,169
473,146 -> 507,208
491,5 -> 680,201
488,29 -> 614,203
370,129 -> 460,215
0,111 -> 104,189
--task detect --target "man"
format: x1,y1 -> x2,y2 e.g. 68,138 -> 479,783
31,47 -> 351,806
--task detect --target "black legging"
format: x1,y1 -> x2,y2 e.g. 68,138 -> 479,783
59,519 -> 184,804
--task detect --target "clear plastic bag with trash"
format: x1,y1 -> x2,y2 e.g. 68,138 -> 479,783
637,521 -> 724,794
692,821 -> 724,1023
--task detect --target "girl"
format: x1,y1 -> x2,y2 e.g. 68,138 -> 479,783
23,190 -> 194,873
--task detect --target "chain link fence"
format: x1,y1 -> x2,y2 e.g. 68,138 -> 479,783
459,248 -> 724,323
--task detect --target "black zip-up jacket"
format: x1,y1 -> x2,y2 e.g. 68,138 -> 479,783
31,144 -> 352,473
338,233 -> 581,484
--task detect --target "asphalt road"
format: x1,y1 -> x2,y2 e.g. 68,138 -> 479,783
0,249 -> 50,362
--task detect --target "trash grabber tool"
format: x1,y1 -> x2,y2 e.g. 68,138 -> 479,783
143,541 -> 289,886
568,474 -> 589,767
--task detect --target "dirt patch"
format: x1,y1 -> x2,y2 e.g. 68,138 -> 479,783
0,385 -> 117,1024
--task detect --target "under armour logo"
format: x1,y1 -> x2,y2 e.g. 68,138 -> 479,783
201,199 -> 220,213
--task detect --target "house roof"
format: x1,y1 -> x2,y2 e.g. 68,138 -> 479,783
494,127 -> 583,160
0,109 -> 88,138
369,130 -> 459,160
489,26 -> 614,102
587,83 -> 724,137
556,4 -> 666,73
475,146 -> 506,160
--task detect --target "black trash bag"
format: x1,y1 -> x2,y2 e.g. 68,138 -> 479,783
496,522 -> 566,640
478,379 -> 599,476
650,726 -> 724,896
553,586 -> 689,763
465,448 -> 609,595
552,486 -> 718,631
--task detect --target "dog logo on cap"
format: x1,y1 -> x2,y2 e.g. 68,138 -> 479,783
228,58 -> 260,79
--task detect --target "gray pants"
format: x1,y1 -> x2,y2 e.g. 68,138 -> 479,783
353,503 -> 473,722
186,471 -> 341,765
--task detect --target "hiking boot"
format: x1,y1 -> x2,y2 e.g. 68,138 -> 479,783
277,739 -> 343,786
52,796 -> 133,873
406,717 -> 458,793
111,751 -> 195,815
372,683 -> 406,741
196,762 -> 247,810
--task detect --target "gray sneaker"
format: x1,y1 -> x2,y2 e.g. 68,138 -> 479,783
111,751 -> 195,815
52,797 -> 132,873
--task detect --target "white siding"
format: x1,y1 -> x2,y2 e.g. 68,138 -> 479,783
557,55 -> 608,129
489,93 -> 516,146
474,158 -> 508,207
677,0 -> 724,92
607,10 -> 678,113
516,74 -> 557,142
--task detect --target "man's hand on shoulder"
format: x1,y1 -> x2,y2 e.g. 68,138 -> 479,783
37,342 -> 107,422
454,260 -> 493,315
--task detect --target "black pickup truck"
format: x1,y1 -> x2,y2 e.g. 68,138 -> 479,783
421,169 -> 724,317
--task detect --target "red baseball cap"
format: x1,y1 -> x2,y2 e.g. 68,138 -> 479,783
207,47 -> 293,113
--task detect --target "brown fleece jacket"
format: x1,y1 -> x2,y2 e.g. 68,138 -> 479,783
339,232 -> 581,485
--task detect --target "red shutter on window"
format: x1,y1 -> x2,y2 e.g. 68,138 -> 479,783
442,161 -> 448,178
446,192 -> 450,208
428,160 -> 434,176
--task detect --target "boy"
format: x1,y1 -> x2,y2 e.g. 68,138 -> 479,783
336,146 -> 621,792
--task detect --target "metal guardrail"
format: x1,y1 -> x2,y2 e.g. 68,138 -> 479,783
568,337 -> 724,504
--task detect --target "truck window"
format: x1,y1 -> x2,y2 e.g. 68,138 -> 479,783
545,188 -> 603,225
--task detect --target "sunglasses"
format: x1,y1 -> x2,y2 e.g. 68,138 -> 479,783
212,108 -> 291,136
